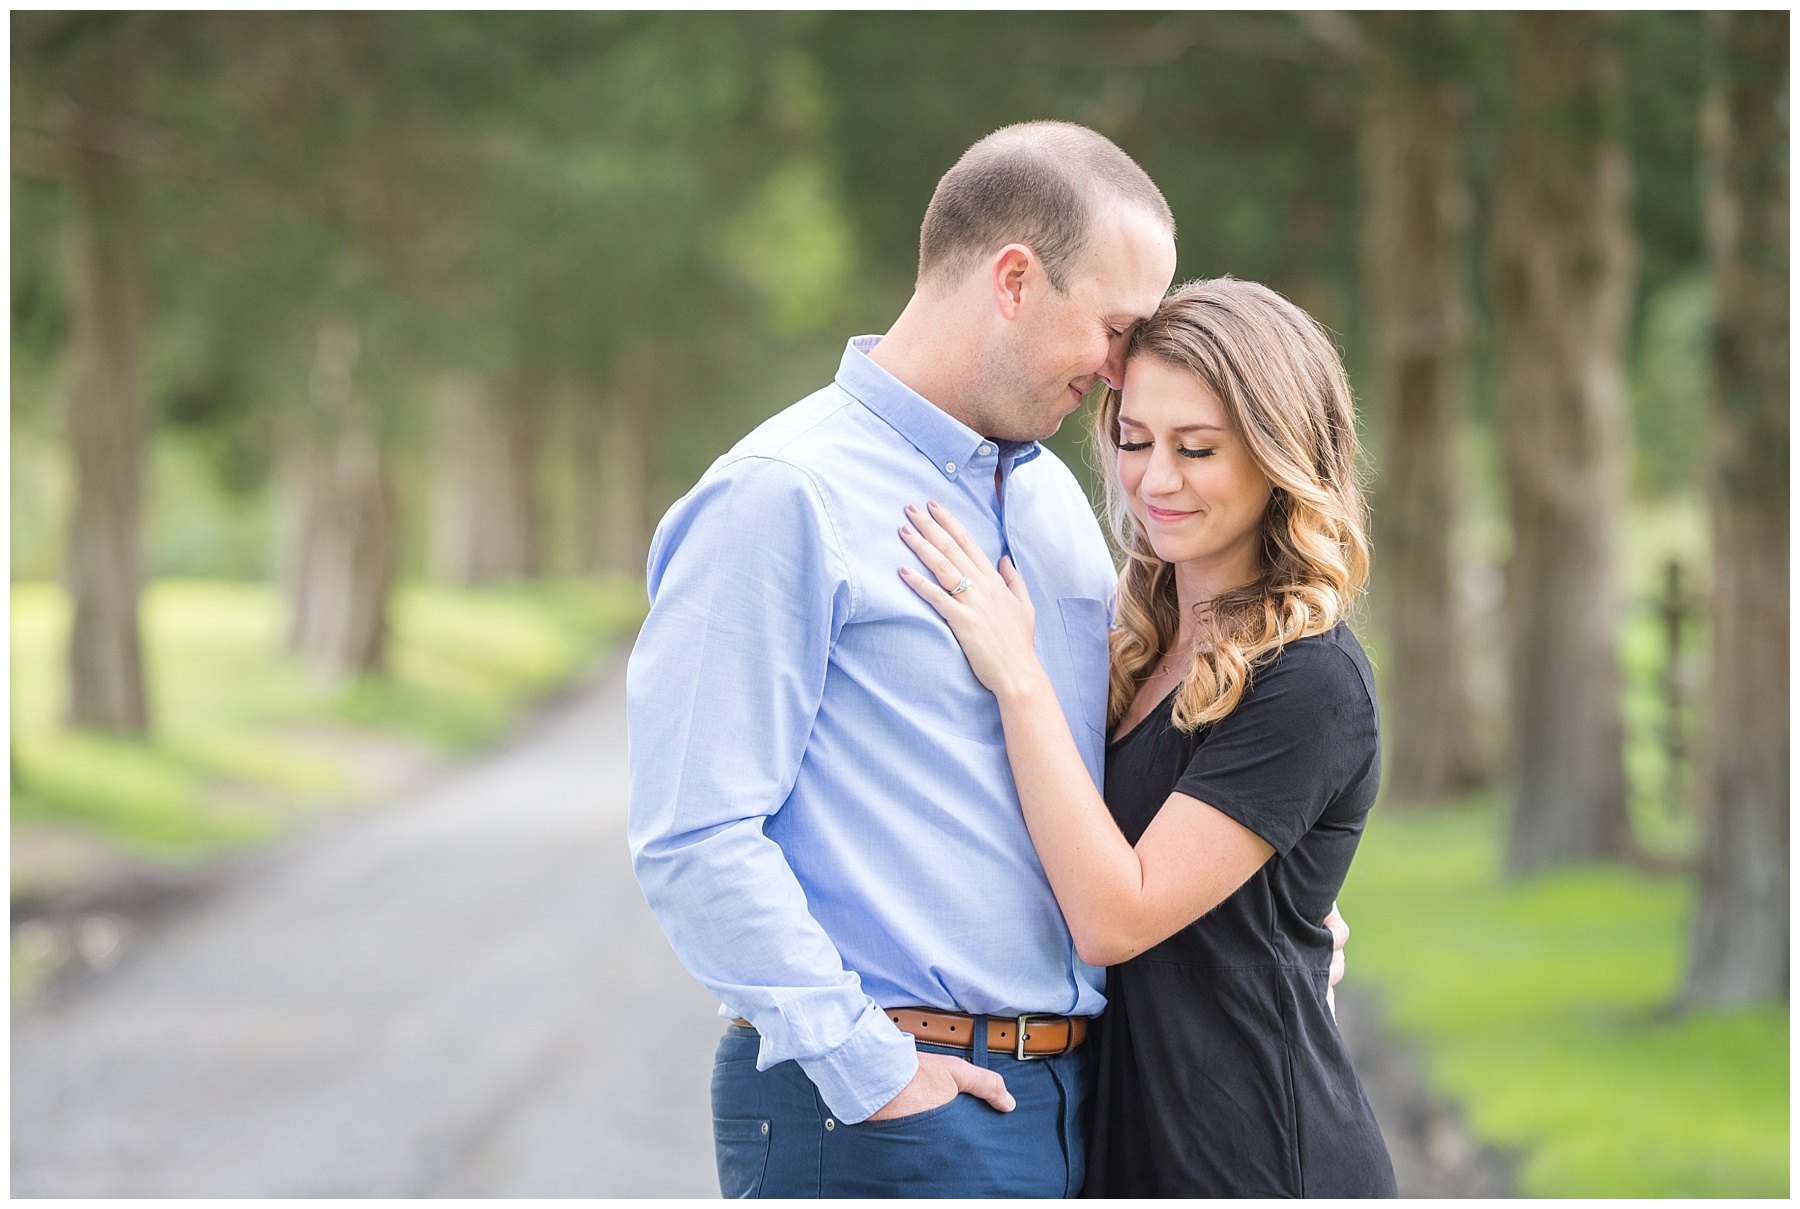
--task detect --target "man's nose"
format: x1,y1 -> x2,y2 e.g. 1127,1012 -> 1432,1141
1099,331 -> 1131,391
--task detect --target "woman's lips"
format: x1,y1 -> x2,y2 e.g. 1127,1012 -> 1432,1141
1145,504 -> 1198,524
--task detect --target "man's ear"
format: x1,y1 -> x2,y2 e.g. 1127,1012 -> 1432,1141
990,243 -> 1037,321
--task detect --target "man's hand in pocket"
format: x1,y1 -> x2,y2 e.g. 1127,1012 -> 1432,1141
865,1052 -> 1015,1121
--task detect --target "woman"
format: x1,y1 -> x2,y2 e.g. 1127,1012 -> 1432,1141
896,277 -> 1395,1197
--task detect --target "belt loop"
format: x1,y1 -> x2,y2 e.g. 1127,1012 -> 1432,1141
971,1013 -> 989,1069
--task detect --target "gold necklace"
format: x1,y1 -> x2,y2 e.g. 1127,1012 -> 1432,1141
1156,639 -> 1196,678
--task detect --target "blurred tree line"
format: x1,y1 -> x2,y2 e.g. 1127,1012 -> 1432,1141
10,12 -> 1785,1006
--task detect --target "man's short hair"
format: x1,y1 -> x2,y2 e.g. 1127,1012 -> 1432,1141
917,121 -> 1174,294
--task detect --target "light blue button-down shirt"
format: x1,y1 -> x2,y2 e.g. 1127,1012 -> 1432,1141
627,336 -> 1117,1122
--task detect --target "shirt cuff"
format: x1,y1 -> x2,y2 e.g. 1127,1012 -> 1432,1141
791,1004 -> 919,1124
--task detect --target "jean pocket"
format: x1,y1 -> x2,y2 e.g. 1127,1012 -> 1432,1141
824,1092 -> 972,1196
714,1116 -> 773,1198
1057,596 -> 1111,735
715,1025 -> 761,1064
846,1090 -> 965,1133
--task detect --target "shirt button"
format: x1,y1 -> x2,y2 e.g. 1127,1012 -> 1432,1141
978,444 -> 992,457
944,461 -> 956,474
761,1122 -> 770,1135
824,1118 -> 836,1131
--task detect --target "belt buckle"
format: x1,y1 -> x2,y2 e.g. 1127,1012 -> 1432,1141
1014,1013 -> 1052,1062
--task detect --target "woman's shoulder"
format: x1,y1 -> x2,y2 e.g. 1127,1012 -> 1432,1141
1252,622 -> 1377,713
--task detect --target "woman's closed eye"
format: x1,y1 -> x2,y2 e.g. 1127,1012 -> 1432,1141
1118,439 -> 1215,459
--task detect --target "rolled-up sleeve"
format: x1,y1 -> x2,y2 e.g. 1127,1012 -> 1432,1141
626,455 -> 917,1123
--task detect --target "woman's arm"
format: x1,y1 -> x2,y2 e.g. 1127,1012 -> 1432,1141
993,670 -> 1273,965
899,502 -> 1273,966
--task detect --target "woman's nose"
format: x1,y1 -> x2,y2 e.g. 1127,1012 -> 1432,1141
1144,447 -> 1185,494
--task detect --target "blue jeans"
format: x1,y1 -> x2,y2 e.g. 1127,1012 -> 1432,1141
711,1022 -> 1092,1198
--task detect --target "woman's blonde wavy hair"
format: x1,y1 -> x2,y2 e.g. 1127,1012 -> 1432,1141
1095,277 -> 1370,732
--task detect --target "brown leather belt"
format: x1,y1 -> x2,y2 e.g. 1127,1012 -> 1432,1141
732,1007 -> 1088,1062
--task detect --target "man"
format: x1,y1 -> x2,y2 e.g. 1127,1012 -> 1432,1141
628,122 -> 1338,1197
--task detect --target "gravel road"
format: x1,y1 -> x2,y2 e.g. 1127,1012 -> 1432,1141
12,653 -> 722,1198
12,651 -> 1507,1198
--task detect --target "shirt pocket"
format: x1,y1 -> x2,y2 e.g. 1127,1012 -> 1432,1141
1056,596 -> 1111,737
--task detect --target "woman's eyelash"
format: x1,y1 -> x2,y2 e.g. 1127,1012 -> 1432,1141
1117,439 -> 1215,459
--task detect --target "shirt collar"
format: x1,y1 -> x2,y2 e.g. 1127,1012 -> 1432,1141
836,336 -> 1041,482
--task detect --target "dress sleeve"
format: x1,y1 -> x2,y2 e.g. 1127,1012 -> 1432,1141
1173,639 -> 1378,855
626,454 -> 918,1124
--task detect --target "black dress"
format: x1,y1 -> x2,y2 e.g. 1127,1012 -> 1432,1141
1084,623 -> 1397,1198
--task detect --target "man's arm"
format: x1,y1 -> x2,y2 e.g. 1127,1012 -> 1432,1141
1326,901 -> 1348,1018
627,456 -> 918,1124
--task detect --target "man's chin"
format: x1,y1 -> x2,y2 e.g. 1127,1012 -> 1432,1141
1030,394 -> 1088,441
1002,414 -> 1065,444
981,394 -> 1080,444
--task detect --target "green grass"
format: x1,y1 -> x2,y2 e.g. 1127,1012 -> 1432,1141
1338,801 -> 1789,1197
1342,493 -> 1781,1197
11,577 -> 646,855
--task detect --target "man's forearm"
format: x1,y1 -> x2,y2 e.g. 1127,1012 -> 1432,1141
630,809 -> 917,1122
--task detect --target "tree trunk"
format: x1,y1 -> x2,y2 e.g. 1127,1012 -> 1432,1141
285,321 -> 396,679
1681,10 -> 1788,1008
1358,14 -> 1488,805
1491,13 -> 1636,875
431,373 -> 541,584
62,96 -> 150,735
574,351 -> 657,576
